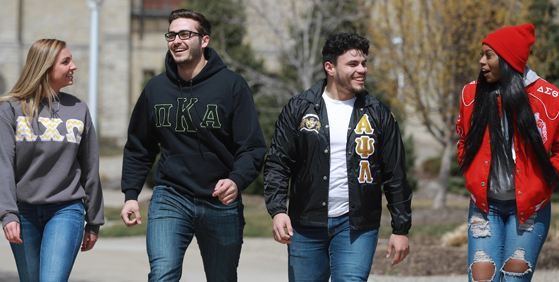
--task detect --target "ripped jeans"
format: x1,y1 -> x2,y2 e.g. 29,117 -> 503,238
468,198 -> 550,282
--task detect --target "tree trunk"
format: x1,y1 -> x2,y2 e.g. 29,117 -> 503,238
432,134 -> 454,209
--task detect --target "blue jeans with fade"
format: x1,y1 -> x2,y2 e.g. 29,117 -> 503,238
287,214 -> 379,282
10,199 -> 85,282
468,198 -> 550,282
146,185 -> 245,282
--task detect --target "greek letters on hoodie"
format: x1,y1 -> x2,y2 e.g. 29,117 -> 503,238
122,48 -> 267,200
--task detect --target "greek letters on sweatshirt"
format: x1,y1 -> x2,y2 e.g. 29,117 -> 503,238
122,48 -> 267,200
0,93 -> 104,234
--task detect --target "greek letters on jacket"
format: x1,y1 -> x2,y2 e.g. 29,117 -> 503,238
354,114 -> 376,183
298,112 -> 377,184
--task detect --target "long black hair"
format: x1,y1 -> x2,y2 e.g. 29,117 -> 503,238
461,56 -> 559,190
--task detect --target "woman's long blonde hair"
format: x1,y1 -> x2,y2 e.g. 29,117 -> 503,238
0,39 -> 66,119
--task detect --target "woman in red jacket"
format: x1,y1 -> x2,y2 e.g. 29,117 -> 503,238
456,24 -> 559,282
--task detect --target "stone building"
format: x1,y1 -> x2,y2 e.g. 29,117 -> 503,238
2,0 -> 558,163
0,0 -> 182,151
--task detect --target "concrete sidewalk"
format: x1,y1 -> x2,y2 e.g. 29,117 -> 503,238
2,235 -> 558,281
1,155 -> 557,281
0,236 -> 290,282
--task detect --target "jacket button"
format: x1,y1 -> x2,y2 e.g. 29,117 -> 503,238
481,182 -> 485,187
323,176 -> 328,180
360,108 -> 363,111
484,209 -> 487,212
322,202 -> 326,206
325,125 -> 329,128
521,217 -> 525,221
482,203 -> 486,206
517,169 -> 521,173
518,191 -> 522,195
324,149 -> 329,153
484,161 -> 488,165
520,212 -> 524,215
316,103 -> 319,107
348,127 -> 351,131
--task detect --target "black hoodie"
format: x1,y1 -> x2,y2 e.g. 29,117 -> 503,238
122,48 -> 267,200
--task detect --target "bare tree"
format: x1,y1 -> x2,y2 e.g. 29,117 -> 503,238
245,0 -> 366,97
369,0 -> 529,208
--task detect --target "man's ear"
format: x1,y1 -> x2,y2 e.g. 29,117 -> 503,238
324,61 -> 335,77
201,35 -> 210,48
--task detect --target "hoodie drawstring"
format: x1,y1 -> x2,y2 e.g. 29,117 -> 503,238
179,79 -> 206,162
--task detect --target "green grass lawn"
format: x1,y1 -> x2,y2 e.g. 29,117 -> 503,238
100,196 -> 559,239
100,200 -> 272,238
101,205 -> 149,237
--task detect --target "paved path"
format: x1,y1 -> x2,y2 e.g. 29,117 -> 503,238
1,155 -> 557,281
1,235 -> 558,281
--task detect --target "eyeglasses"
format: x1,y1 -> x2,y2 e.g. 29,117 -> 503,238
165,30 -> 204,42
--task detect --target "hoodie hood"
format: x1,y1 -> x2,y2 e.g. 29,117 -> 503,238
165,47 -> 227,85
523,65 -> 540,87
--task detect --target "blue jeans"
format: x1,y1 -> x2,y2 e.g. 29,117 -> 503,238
146,185 -> 245,282
468,199 -> 550,282
10,200 -> 85,282
288,214 -> 379,282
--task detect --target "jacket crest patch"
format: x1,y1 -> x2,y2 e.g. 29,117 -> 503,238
456,126 -> 464,138
300,114 -> 321,133
535,112 -> 548,144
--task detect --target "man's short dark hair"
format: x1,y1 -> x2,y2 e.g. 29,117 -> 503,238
322,33 -> 369,75
168,9 -> 212,36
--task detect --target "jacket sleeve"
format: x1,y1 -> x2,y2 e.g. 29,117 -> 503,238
227,85 -> 267,190
0,102 -> 19,229
378,106 -> 412,235
122,91 -> 160,201
550,124 -> 559,187
77,107 -> 104,234
546,84 -> 559,179
264,99 -> 299,218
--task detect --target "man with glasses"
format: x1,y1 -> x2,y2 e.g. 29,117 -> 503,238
120,9 -> 267,281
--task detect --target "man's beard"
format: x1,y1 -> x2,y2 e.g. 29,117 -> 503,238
174,40 -> 203,68
335,72 -> 365,94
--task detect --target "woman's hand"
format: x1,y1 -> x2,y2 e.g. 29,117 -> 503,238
81,232 -> 98,252
3,221 -> 22,244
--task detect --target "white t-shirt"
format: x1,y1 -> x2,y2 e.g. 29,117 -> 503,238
323,92 -> 356,217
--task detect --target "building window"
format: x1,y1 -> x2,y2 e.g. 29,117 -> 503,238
142,70 -> 156,88
0,73 -> 6,95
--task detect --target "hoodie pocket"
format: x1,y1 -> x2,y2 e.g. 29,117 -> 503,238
159,153 -> 231,189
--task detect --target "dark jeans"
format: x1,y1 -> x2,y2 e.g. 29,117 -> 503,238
146,185 -> 245,282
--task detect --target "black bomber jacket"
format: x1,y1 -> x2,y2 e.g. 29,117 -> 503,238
264,80 -> 412,234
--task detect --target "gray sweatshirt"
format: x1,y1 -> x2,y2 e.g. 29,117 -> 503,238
0,92 -> 104,234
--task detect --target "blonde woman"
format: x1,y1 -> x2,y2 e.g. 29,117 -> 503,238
0,39 -> 104,282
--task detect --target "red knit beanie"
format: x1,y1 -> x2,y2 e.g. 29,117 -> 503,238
482,24 -> 535,74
